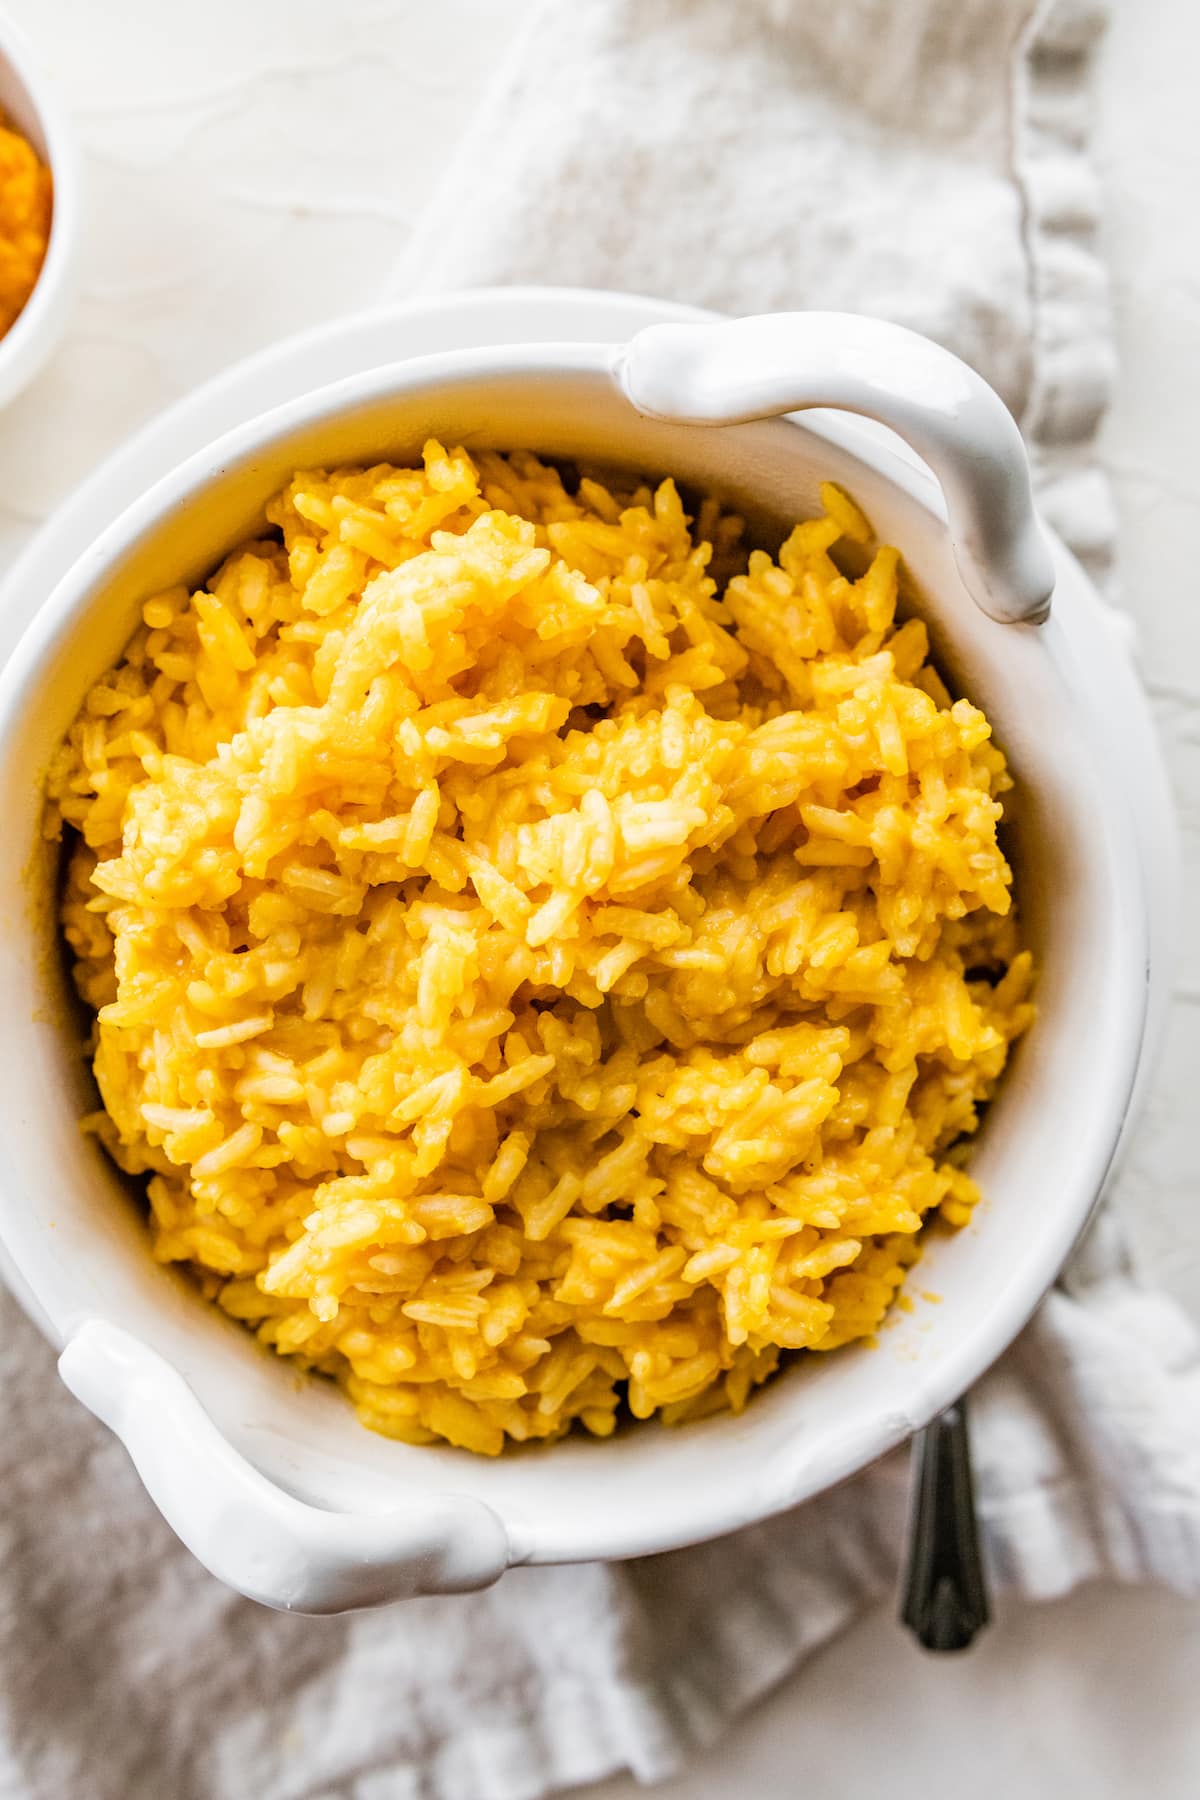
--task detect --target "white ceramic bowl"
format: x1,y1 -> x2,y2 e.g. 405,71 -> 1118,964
0,12 -> 78,407
0,309 -> 1172,1612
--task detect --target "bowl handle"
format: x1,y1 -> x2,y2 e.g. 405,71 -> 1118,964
58,1320 -> 511,1613
618,311 -> 1055,626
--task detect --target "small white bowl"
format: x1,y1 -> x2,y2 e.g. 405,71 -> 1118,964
0,12 -> 78,407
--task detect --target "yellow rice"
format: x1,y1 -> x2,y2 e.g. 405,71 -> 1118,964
46,443 -> 1033,1456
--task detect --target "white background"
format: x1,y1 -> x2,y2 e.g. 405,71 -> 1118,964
1,0 -> 1196,1795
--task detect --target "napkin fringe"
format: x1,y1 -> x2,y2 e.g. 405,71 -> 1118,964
1014,0 -> 1118,585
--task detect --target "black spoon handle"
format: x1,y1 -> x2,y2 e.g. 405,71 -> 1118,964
899,1397 -> 990,1652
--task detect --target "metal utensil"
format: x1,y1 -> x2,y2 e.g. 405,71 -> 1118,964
899,1397 -> 990,1651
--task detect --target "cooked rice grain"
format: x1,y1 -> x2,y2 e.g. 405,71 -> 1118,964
47,444 -> 1033,1455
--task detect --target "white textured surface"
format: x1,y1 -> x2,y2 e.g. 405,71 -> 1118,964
1092,1 -> 1200,1327
576,1585 -> 1200,1800
0,0 -> 1194,1793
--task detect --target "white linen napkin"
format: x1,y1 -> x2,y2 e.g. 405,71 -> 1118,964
2,4 -> 1198,1799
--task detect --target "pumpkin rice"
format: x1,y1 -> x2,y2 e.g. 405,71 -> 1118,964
46,443 -> 1033,1456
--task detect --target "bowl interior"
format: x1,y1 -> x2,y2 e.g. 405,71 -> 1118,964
0,45 -> 47,157
0,356 -> 1148,1562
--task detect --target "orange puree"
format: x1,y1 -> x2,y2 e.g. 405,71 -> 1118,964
0,110 -> 50,337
